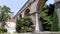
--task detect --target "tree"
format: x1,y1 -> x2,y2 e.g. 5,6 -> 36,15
39,4 -> 60,31
0,5 -> 12,28
39,4 -> 56,31
39,4 -> 52,31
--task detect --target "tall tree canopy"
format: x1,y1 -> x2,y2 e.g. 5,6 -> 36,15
0,5 -> 12,28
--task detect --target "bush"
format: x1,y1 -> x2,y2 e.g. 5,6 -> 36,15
16,16 -> 33,33
0,28 -> 7,33
51,11 -> 59,31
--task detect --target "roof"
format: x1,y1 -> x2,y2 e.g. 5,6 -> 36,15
8,19 -> 16,22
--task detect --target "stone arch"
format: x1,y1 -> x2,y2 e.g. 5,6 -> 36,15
24,9 -> 30,16
36,0 -> 47,31
37,0 -> 47,11
19,14 -> 22,19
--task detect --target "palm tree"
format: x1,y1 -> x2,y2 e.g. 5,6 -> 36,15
0,5 -> 12,28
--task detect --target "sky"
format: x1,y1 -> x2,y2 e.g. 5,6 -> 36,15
0,0 -> 54,16
46,0 -> 54,5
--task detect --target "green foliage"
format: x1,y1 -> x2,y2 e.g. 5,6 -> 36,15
0,5 -> 13,28
0,28 -> 7,33
16,16 -> 33,33
39,4 -> 59,31
39,9 -> 52,31
39,5 -> 52,31
0,5 -> 12,21
51,11 -> 59,31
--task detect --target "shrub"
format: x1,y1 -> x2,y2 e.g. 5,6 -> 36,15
0,28 -> 7,33
51,11 -> 59,31
16,16 -> 33,33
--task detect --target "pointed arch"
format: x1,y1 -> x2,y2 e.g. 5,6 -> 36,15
24,9 -> 30,16
19,14 -> 22,19
37,0 -> 47,11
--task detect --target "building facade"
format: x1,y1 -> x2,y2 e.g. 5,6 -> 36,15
5,19 -> 16,33
13,0 -> 47,32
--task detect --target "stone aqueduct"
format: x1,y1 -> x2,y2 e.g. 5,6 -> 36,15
13,0 -> 60,32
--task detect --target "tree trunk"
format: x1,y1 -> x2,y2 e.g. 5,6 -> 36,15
1,21 -> 6,28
